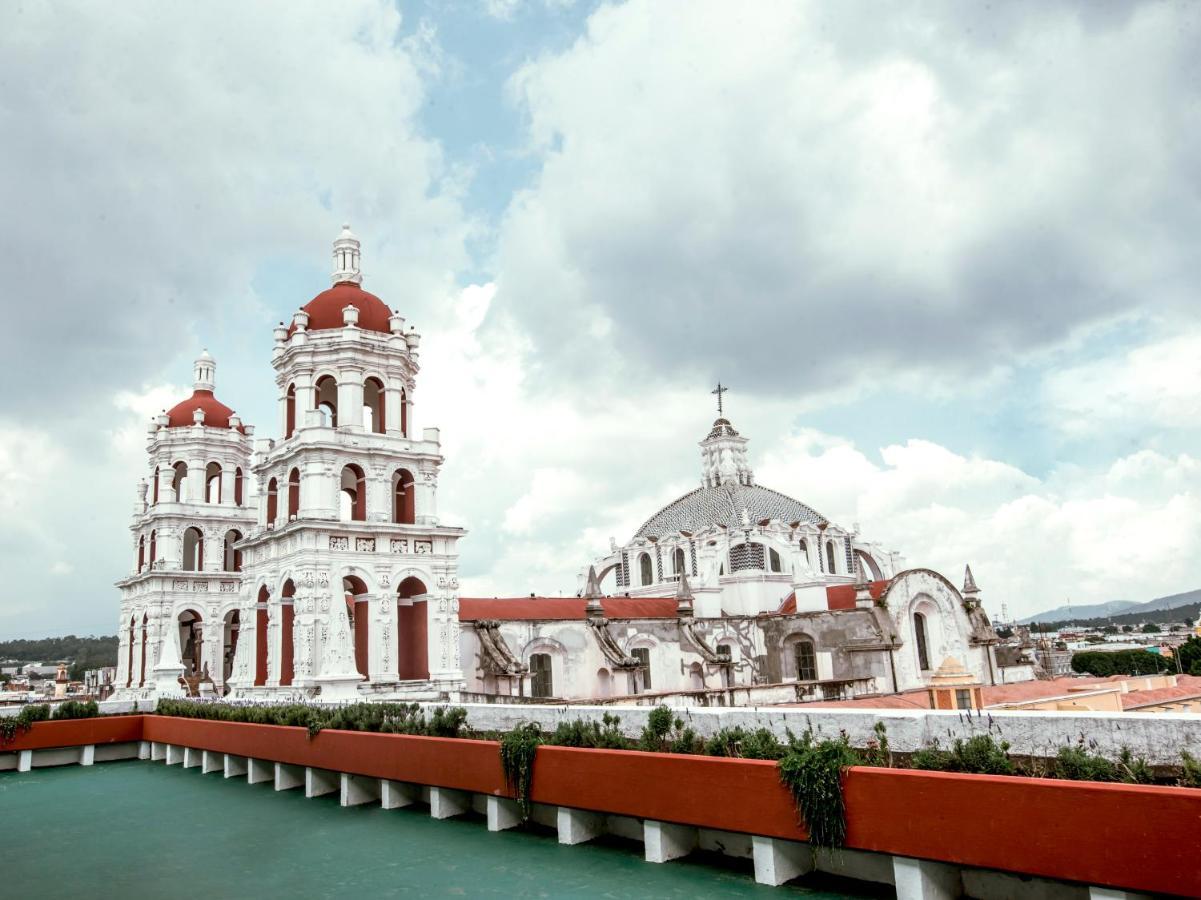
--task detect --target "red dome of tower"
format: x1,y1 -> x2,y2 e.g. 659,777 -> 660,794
295,281 -> 393,334
165,390 -> 245,432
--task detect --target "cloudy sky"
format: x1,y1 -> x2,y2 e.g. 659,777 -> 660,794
2,0 -> 1199,637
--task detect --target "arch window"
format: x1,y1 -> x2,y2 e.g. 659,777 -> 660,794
799,538 -> 808,557
340,464 -> 366,521
139,613 -> 148,686
172,461 -> 188,502
673,547 -> 686,576
530,652 -> 554,698
344,575 -> 370,679
222,610 -> 240,684
793,640 -> 817,681
223,529 -> 243,572
315,375 -> 338,427
397,576 -> 430,680
363,377 -> 385,434
152,466 -> 160,504
279,580 -> 295,686
631,647 -> 652,691
287,468 -> 300,520
234,467 -> 244,506
392,469 -> 416,524
181,527 -> 204,571
137,535 -> 145,572
179,610 -> 203,678
639,552 -> 653,586
126,615 -> 136,687
400,387 -> 408,437
254,585 -> 269,687
597,668 -> 611,697
149,530 -> 156,568
825,541 -> 837,574
266,478 -> 278,525
205,462 -> 222,503
914,612 -> 931,671
285,384 -> 296,438
769,547 -> 783,573
717,643 -> 733,688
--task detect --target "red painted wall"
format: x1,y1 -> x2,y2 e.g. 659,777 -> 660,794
280,603 -> 295,686
396,601 -> 429,680
354,597 -> 369,677
3,716 -> 143,752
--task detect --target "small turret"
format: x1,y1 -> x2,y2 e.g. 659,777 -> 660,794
675,569 -> 695,617
193,349 -> 215,392
331,223 -> 362,285
962,565 -> 980,608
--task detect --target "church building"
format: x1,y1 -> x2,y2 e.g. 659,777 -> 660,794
114,228 -> 1002,706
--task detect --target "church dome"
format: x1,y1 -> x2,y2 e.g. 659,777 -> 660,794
296,282 -> 393,334
165,389 -> 244,432
633,481 -> 826,540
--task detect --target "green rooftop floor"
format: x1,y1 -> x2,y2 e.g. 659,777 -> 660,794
1,760 -> 886,898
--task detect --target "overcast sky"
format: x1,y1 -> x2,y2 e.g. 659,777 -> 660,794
2,0 -> 1199,637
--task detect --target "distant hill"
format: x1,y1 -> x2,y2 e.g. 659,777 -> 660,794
0,635 -> 117,681
1021,588 -> 1201,626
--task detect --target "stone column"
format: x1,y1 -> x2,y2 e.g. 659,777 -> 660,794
427,575 -> 462,683
383,386 -> 403,437
188,456 -> 205,503
158,466 -> 175,506
372,590 -> 399,681
219,466 -> 236,507
416,470 -> 438,526
337,367 -> 364,430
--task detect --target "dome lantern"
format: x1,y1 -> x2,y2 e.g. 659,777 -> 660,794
332,223 -> 362,285
193,349 -> 215,392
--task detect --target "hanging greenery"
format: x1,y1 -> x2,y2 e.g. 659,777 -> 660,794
499,722 -> 543,822
776,730 -> 861,852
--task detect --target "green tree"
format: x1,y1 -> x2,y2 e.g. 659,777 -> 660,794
1142,622 -> 1162,634
1101,625 -> 1119,635
1122,625 -> 1134,633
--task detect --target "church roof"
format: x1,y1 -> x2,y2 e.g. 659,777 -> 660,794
633,482 -> 826,540
459,597 -> 678,621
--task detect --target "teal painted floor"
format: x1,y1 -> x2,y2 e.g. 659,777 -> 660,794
0,760 -> 889,898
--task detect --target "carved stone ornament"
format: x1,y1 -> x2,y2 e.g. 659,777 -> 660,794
378,573 -> 391,588
415,540 -> 432,555
355,537 -> 376,552
390,539 -> 408,554
329,536 -> 349,551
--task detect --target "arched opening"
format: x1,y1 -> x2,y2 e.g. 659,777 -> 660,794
234,467 -> 244,506
344,575 -> 370,679
172,461 -> 188,502
287,468 -> 300,520
139,613 -> 148,686
397,576 -> 429,680
529,653 -> 553,698
179,610 -> 203,680
148,530 -> 156,568
854,549 -> 884,581
689,662 -> 705,691
152,466 -> 160,504
205,462 -> 222,503
631,646 -> 652,692
340,464 -> 366,521
280,579 -> 295,686
597,667 -> 611,697
825,540 -> 837,574
254,585 -> 269,686
639,552 -> 653,586
181,526 -> 204,571
392,468 -> 416,524
223,530 -> 243,572
315,375 -> 338,427
126,615 -> 136,686
266,477 -> 278,525
363,377 -> 385,434
717,643 -> 733,688
222,610 -> 240,686
137,535 -> 145,572
400,387 -> 408,437
769,547 -> 783,573
673,546 -> 686,576
285,384 -> 296,438
799,538 -> 808,559
914,612 -> 931,672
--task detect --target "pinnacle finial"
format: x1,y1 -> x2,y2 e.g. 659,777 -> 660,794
711,381 -> 728,417
854,556 -> 870,588
853,557 -> 873,607
963,564 -> 979,596
584,565 -> 604,616
332,221 -> 362,285
675,569 -> 694,616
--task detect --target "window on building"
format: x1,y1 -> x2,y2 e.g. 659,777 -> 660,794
315,375 -> 338,427
632,646 -> 652,690
955,688 -> 972,710
287,468 -> 300,519
530,653 -> 553,698
205,462 -> 222,503
794,640 -> 817,681
363,376 -> 385,434
639,552 -> 653,585
716,643 -> 732,687
825,541 -> 837,574
181,526 -> 203,571
769,548 -> 782,572
266,478 -> 278,525
285,384 -> 296,438
673,546 -> 686,576
914,612 -> 931,671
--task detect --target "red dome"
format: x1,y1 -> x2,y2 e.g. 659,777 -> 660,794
294,281 -> 393,334
166,390 -> 245,432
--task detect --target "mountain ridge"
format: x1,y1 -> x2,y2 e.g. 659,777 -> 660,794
1019,588 -> 1201,625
